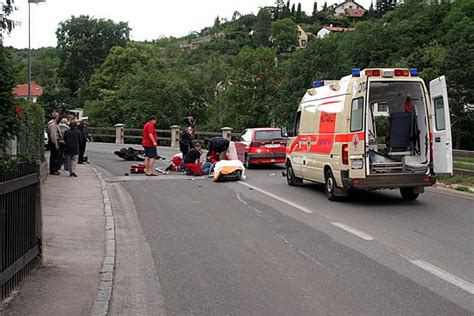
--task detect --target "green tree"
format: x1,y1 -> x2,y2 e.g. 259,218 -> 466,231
0,46 -> 20,153
312,1 -> 318,18
296,3 -> 303,23
0,0 -> 15,34
271,18 -> 298,52
376,0 -> 397,17
217,47 -> 281,130
85,42 -> 163,126
254,8 -> 272,47
56,15 -> 130,100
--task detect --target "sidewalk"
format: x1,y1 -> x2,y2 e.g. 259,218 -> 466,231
1,164 -> 106,315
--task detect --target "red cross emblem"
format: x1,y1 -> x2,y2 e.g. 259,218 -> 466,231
352,134 -> 359,149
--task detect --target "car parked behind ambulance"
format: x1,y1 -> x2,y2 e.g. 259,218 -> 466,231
235,128 -> 287,168
286,68 -> 452,201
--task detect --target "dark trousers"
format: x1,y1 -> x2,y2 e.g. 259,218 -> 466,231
49,142 -> 61,173
79,142 -> 86,163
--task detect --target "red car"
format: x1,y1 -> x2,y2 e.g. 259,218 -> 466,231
235,128 -> 287,168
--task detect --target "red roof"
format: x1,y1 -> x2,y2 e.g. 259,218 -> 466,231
13,81 -> 44,97
323,26 -> 355,32
345,8 -> 366,17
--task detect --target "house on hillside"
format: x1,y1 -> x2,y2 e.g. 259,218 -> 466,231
297,25 -> 309,49
250,25 -> 313,52
329,0 -> 366,17
12,81 -> 44,103
317,25 -> 355,38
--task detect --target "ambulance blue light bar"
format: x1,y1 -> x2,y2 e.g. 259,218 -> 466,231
409,68 -> 418,76
352,68 -> 361,77
312,80 -> 325,88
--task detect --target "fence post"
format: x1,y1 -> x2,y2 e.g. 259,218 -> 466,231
221,127 -> 233,140
115,124 -> 125,144
170,125 -> 181,148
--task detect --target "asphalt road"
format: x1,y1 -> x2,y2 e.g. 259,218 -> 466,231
87,142 -> 474,315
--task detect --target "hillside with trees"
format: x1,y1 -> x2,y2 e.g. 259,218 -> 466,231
4,0 -> 474,149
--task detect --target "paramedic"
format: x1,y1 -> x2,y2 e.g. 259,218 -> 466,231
141,116 -> 159,176
184,142 -> 205,176
207,136 -> 230,161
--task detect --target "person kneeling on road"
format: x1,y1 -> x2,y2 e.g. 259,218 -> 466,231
183,142 -> 205,176
206,136 -> 230,161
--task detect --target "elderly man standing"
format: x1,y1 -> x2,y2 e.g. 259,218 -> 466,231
47,111 -> 61,175
77,117 -> 89,164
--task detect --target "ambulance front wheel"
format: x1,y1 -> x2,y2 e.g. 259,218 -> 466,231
325,170 -> 338,201
399,187 -> 419,201
286,162 -> 302,186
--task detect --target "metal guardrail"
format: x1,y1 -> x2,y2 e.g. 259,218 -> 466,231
453,149 -> 474,158
0,161 -> 42,300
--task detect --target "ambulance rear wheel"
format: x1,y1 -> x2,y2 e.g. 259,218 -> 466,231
325,170 -> 338,201
286,162 -> 302,186
400,187 -> 419,201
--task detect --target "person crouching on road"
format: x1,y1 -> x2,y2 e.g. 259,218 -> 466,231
183,142 -> 205,176
142,116 -> 159,176
63,121 -> 82,177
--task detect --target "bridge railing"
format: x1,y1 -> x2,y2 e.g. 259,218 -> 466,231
89,125 -> 241,148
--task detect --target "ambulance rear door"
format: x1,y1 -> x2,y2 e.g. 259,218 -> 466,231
349,77 -> 367,179
429,76 -> 453,175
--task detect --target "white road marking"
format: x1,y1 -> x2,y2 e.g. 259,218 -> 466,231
331,222 -> 374,241
238,182 -> 313,214
410,259 -> 474,295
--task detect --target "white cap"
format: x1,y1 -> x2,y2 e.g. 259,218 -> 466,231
81,116 -> 89,121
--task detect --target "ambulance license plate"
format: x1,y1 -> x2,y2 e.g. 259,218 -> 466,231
265,144 -> 280,148
351,159 -> 363,169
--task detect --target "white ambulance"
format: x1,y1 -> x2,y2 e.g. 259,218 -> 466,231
285,68 -> 452,201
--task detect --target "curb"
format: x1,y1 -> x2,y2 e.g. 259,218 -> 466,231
89,165 -> 116,315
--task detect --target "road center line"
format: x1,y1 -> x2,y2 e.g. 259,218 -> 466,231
238,182 -> 313,214
409,259 -> 474,295
331,222 -> 374,241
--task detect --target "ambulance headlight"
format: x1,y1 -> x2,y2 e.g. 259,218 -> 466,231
352,68 -> 360,77
409,68 -> 418,76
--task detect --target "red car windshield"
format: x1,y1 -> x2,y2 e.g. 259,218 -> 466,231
255,130 -> 284,140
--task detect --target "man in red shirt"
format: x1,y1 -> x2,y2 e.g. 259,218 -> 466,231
142,116 -> 158,176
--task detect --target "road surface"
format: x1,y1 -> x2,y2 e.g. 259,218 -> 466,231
87,142 -> 474,315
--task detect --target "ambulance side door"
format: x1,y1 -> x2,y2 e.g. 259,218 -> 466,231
429,76 -> 453,175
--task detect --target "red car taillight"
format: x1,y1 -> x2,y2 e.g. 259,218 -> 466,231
342,144 -> 349,165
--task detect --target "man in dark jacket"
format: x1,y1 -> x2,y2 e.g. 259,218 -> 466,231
77,117 -> 89,164
207,136 -> 230,161
64,121 -> 83,177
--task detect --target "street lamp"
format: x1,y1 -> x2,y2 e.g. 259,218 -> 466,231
28,0 -> 45,101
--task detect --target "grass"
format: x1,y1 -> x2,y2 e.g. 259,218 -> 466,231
453,156 -> 474,164
438,174 -> 474,187
453,162 -> 474,171
455,186 -> 473,193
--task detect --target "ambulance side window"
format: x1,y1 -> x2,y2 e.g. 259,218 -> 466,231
350,97 -> 364,132
433,97 -> 446,131
294,111 -> 301,136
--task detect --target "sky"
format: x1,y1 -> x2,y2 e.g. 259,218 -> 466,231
3,0 -> 371,49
